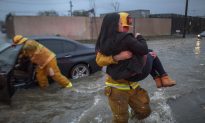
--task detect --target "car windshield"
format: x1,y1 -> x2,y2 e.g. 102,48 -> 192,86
0,45 -> 22,67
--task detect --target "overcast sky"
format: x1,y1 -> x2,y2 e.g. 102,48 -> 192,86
0,0 -> 204,21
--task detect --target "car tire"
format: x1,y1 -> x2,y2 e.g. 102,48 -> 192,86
70,64 -> 90,79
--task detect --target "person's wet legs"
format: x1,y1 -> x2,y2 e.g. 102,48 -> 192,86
152,56 -> 176,87
36,67 -> 49,88
47,58 -> 72,88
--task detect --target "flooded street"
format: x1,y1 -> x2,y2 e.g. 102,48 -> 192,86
0,36 -> 205,123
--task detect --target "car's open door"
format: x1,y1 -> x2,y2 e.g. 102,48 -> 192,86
0,43 -> 23,104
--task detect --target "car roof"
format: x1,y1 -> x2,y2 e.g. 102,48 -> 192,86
6,35 -> 94,49
7,35 -> 84,44
25,36 -> 95,49
0,40 -> 11,53
26,35 -> 90,47
28,35 -> 78,43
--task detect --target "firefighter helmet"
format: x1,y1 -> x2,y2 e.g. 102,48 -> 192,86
118,12 -> 133,27
13,35 -> 28,45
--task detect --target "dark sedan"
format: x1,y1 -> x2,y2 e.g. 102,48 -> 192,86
33,36 -> 100,79
0,36 -> 101,102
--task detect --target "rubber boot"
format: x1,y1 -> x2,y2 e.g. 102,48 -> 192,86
161,75 -> 176,87
154,76 -> 162,88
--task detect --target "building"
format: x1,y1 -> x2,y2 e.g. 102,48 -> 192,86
100,9 -> 150,18
150,13 -> 205,34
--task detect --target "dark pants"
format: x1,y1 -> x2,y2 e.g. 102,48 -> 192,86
127,53 -> 166,82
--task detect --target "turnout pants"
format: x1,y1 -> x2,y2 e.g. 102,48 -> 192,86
105,86 -> 151,123
36,58 -> 71,88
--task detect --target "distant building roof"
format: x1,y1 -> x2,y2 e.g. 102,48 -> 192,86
150,13 -> 185,18
100,9 -> 150,18
150,13 -> 205,19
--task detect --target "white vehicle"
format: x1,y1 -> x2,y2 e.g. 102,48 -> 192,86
197,31 -> 205,39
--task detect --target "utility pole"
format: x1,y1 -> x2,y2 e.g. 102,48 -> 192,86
69,0 -> 73,16
183,0 -> 189,38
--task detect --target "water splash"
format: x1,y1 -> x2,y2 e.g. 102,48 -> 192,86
122,89 -> 177,123
73,86 -> 104,94
94,114 -> 103,123
145,89 -> 176,123
71,73 -> 106,94
71,95 -> 101,123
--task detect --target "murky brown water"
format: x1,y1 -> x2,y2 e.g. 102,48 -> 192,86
1,36 -> 205,123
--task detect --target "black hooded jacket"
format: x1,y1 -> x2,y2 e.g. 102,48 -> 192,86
102,32 -> 148,80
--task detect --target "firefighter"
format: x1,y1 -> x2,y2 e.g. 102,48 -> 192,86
96,13 -> 151,123
12,35 -> 72,89
95,12 -> 175,123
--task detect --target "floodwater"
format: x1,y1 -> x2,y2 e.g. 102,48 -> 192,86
0,36 -> 205,123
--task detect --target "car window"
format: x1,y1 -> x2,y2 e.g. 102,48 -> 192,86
37,39 -> 63,54
0,45 -> 22,66
63,40 -> 76,52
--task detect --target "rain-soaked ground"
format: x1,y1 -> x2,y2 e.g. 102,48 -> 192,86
0,34 -> 205,123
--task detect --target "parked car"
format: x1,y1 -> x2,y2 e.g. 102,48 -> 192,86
1,24 -> 6,34
0,36 -> 101,102
197,31 -> 205,39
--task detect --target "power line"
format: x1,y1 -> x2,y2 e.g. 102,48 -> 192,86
0,8 -> 68,12
0,0 -> 67,5
0,0 -> 69,15
69,0 -> 73,16
0,9 -> 68,17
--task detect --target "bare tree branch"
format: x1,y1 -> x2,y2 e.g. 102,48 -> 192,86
111,0 -> 120,12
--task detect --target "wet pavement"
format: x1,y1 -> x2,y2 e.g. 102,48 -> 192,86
0,35 -> 205,123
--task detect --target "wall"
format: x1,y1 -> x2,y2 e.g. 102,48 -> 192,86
133,18 -> 172,36
6,16 -> 171,40
13,16 -> 92,40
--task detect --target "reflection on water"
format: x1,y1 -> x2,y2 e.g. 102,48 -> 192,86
194,39 -> 201,55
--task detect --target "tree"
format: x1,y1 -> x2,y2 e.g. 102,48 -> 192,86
89,0 -> 96,16
5,12 -> 14,21
111,0 -> 120,12
38,10 -> 59,16
73,10 -> 89,17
